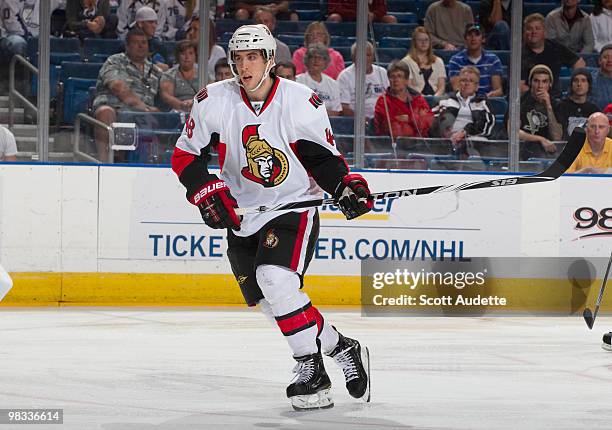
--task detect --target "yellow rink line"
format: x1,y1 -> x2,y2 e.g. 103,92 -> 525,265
0,272 -> 609,312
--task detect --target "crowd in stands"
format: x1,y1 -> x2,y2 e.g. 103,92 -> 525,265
0,0 -> 610,170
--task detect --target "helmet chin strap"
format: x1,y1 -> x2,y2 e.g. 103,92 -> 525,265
247,59 -> 275,93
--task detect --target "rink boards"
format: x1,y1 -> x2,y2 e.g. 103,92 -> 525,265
0,163 -> 610,307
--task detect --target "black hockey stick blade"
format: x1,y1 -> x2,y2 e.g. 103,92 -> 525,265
583,308 -> 595,330
583,250 -> 612,330
235,128 -> 585,216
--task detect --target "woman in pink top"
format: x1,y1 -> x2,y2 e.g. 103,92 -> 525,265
292,22 -> 345,79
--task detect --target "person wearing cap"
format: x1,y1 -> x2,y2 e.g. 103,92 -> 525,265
116,0 -> 169,39
545,0 -> 595,54
424,0 -> 474,50
520,13 -> 586,96
590,44 -> 612,110
133,6 -> 170,71
92,27 -> 162,162
296,43 -> 342,116
556,68 -> 599,140
567,112 -> 612,173
448,23 -> 504,98
513,64 -> 563,158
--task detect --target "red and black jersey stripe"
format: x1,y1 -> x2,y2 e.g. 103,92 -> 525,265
308,92 -> 324,109
275,302 -> 323,337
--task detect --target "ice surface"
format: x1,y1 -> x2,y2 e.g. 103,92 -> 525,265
0,308 -> 611,430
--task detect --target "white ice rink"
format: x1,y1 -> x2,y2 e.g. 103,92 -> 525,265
1,308 -> 612,430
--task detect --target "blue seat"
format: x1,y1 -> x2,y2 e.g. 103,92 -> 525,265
63,78 -> 97,124
387,0 -> 419,13
27,37 -> 81,65
373,23 -> 418,38
117,111 -> 182,131
488,97 -> 508,116
330,35 -> 356,47
83,38 -> 124,62
559,76 -> 571,95
335,46 -> 351,61
31,65 -> 61,99
523,3 -> 557,16
393,12 -> 418,24
60,62 -> 104,82
330,117 -> 355,135
380,37 -> 411,48
490,50 -> 510,66
160,40 -> 177,64
296,9 -> 323,21
322,22 -> 357,37
434,49 -> 459,63
377,47 -> 408,63
277,34 -> 304,46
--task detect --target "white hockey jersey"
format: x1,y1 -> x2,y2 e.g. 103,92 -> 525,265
175,77 -> 346,237
161,0 -> 198,41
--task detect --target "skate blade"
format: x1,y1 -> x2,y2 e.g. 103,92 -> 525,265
602,343 -> 612,352
290,388 -> 334,411
359,346 -> 371,403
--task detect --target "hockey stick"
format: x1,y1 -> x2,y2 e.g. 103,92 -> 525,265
583,250 -> 612,330
235,128 -> 585,216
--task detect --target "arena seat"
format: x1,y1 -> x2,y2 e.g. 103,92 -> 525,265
83,38 -> 124,62
392,12 -> 418,24
296,9 -> 323,21
62,77 -> 98,124
488,97 -> 508,116
430,159 -> 487,171
330,117 -> 355,135
523,3 -> 557,16
379,37 -> 411,48
117,111 -> 183,131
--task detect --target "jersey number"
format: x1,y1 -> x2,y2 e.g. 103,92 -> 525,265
186,117 -> 195,139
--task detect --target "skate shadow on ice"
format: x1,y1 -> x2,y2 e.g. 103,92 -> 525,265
102,403 -> 420,430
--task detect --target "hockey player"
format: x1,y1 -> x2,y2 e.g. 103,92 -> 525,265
0,263 -> 13,301
171,24 -> 371,410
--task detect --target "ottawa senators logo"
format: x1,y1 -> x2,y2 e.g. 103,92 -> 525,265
240,124 -> 289,187
308,92 -> 323,109
263,229 -> 279,248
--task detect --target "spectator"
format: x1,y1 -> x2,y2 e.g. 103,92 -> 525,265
520,13 -> 586,96
274,61 -> 296,81
0,0 -> 41,57
606,103 -> 612,126
514,64 -> 563,157
292,22 -> 345,79
160,39 -> 198,112
161,0 -> 198,41
296,43 -> 342,117
214,57 -> 232,81
374,60 -> 434,138
556,68 -> 599,139
591,0 -> 612,54
591,44 -> 612,109
65,0 -> 118,40
186,16 -> 226,82
133,6 -> 170,71
567,112 -> 612,173
401,26 -> 446,97
233,1 -> 298,21
430,66 -> 496,152
326,0 -> 397,24
337,41 -> 389,119
92,28 -> 161,162
0,125 -> 17,162
117,0 -> 168,40
424,0 -> 474,50
479,0 -> 511,50
448,23 -> 504,97
545,0 -> 595,54
254,6 -> 291,63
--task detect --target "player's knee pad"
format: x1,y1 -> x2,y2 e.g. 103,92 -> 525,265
0,264 -> 13,301
255,264 -> 303,307
257,298 -> 276,325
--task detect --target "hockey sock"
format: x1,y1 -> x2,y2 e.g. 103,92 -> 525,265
256,264 -> 320,356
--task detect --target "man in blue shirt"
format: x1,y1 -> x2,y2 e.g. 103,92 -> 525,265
447,23 -> 504,98
591,44 -> 612,110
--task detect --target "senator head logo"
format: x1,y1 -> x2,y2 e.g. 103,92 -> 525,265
240,124 -> 289,187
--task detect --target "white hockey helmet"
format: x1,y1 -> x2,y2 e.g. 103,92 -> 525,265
228,24 -> 277,90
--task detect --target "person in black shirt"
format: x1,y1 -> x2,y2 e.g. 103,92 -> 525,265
556,68 -> 599,140
65,0 -> 118,39
520,13 -> 586,96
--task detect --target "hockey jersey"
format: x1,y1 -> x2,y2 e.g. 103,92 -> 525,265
172,76 -> 349,237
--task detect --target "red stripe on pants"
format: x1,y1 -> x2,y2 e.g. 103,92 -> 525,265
277,304 -> 321,336
290,211 -> 308,271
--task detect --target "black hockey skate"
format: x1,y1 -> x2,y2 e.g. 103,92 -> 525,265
602,332 -> 612,351
286,352 -> 334,410
328,333 -> 371,402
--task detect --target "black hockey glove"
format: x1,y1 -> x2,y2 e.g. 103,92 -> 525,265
188,177 -> 241,230
333,173 -> 373,220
